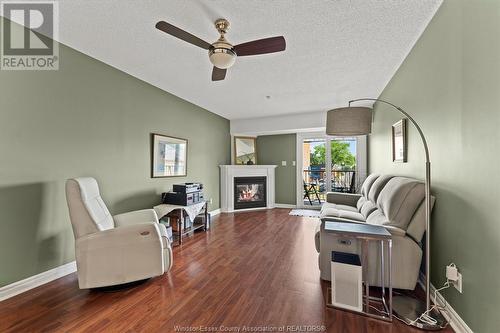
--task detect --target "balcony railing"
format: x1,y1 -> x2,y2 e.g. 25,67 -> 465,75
303,169 -> 356,193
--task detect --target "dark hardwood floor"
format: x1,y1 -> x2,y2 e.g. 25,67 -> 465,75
0,209 -> 453,333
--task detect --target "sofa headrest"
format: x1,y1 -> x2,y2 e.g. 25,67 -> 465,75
360,200 -> 378,218
70,177 -> 114,233
370,177 -> 425,230
66,179 -> 101,238
75,177 -> 100,201
360,174 -> 380,198
356,196 -> 367,211
367,175 -> 394,203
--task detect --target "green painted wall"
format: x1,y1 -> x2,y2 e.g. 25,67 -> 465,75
368,1 -> 499,331
0,25 -> 230,287
257,134 -> 297,205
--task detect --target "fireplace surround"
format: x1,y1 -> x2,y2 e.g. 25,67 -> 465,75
219,165 -> 276,212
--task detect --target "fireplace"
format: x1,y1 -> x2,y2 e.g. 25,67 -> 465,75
234,176 -> 267,210
220,165 -> 276,212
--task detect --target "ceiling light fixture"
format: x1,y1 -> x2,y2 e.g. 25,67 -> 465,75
209,41 -> 236,69
208,19 -> 236,69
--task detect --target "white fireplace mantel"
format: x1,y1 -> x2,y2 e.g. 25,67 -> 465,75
219,165 -> 277,212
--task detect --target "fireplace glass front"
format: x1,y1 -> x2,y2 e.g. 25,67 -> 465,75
234,176 -> 267,210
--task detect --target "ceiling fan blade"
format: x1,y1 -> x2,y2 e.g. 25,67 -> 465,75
234,36 -> 286,56
212,67 -> 227,81
155,21 -> 211,50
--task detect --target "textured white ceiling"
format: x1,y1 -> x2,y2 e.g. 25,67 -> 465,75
55,0 -> 441,120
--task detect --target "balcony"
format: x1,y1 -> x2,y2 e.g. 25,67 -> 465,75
303,169 -> 356,206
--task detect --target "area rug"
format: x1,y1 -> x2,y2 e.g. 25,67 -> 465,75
289,209 -> 321,218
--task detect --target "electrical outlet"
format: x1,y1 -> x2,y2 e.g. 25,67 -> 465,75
452,272 -> 463,293
208,198 -> 213,205
292,161 -> 296,166
446,264 -> 463,293
281,160 -> 287,166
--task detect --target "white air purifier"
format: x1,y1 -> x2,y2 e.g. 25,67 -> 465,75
331,251 -> 363,312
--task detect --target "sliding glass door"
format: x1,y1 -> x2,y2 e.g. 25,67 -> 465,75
302,138 -> 327,206
297,132 -> 365,208
330,138 -> 357,194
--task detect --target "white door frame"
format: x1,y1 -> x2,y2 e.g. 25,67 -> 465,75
296,132 -> 367,208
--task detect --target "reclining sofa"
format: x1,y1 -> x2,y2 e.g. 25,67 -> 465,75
314,174 -> 435,290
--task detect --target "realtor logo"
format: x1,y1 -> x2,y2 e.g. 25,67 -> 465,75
1,1 -> 59,70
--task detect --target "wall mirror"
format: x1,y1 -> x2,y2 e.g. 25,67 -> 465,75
234,136 -> 257,165
151,133 -> 188,177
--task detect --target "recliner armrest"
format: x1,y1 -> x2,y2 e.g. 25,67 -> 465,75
113,209 -> 159,227
326,192 -> 361,206
157,223 -> 172,250
76,222 -> 162,250
75,222 -> 165,288
382,225 -> 406,237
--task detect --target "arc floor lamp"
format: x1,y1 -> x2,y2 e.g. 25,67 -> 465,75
326,98 -> 445,330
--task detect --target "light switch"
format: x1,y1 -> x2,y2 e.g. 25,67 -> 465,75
281,160 -> 287,166
292,161 -> 296,166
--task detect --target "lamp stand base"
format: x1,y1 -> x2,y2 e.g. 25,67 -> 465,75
393,295 -> 447,331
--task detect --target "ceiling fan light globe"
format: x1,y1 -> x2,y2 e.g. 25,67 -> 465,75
209,48 -> 236,69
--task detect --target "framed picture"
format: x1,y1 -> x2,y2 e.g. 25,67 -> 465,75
151,133 -> 188,177
392,119 -> 407,163
234,136 -> 257,165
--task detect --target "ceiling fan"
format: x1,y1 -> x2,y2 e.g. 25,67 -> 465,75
155,19 -> 286,81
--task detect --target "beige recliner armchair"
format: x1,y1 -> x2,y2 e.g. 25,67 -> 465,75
65,177 -> 173,289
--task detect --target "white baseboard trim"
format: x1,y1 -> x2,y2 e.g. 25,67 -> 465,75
0,261 -> 77,302
274,204 -> 296,209
209,208 -> 221,217
431,284 -> 473,333
226,207 -> 269,213
418,274 -> 473,333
